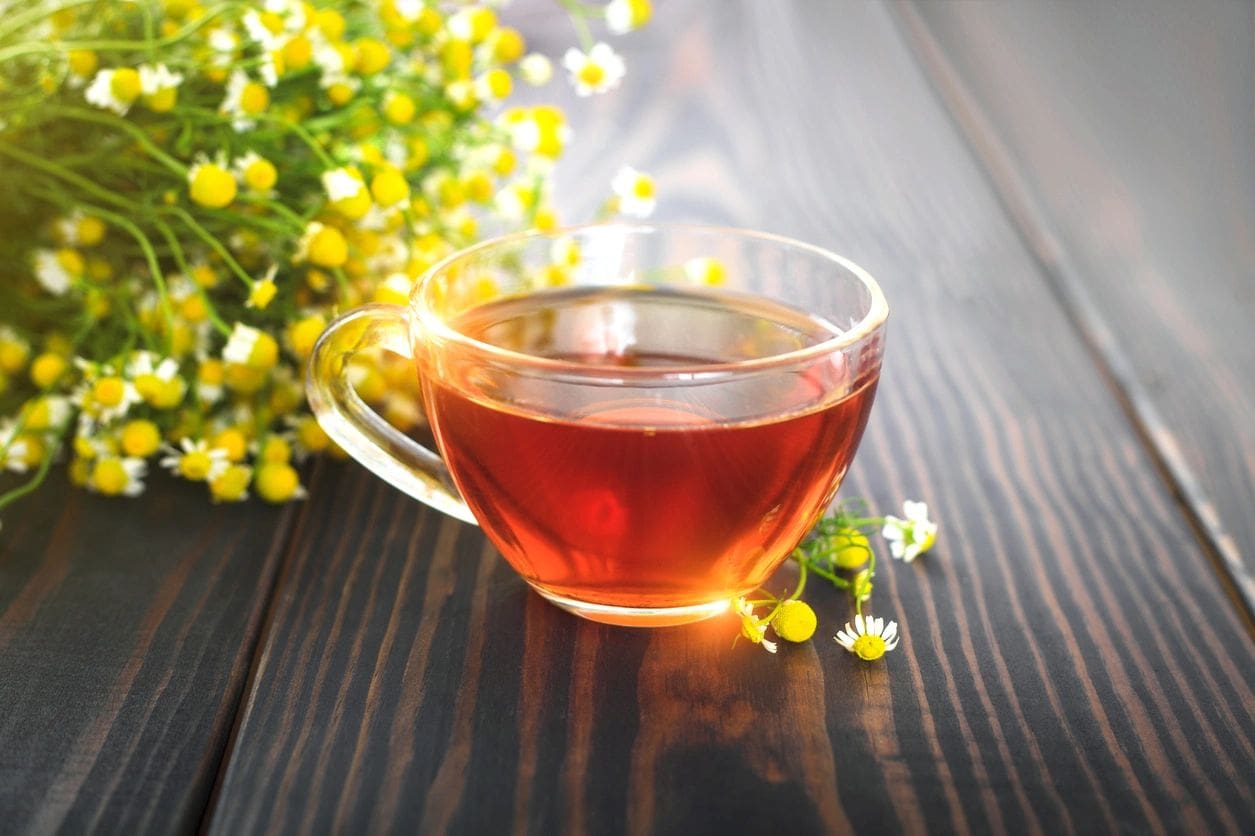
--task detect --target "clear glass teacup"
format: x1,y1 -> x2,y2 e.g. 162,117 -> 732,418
307,224 -> 887,626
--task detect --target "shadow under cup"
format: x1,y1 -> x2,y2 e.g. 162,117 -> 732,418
308,225 -> 887,627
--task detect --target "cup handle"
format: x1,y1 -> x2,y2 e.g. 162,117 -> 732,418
305,304 -> 477,525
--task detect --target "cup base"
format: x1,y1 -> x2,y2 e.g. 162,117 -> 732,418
531,586 -> 733,627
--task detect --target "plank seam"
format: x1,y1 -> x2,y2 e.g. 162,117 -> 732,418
888,1 -> 1255,627
193,458 -> 327,835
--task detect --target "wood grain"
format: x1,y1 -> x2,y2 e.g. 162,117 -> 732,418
897,0 -> 1255,611
206,2 -> 1255,834
0,469 -> 294,834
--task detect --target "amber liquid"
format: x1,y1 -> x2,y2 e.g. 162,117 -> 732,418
420,286 -> 878,611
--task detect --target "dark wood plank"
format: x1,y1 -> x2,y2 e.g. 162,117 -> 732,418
0,468 -> 295,834
898,0 -> 1255,610
208,2 -> 1255,834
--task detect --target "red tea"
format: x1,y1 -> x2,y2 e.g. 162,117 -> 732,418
419,286 -> 878,615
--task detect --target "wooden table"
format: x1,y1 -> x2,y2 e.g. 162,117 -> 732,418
3,2 -> 1252,833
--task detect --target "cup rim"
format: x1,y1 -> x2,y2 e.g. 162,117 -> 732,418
411,222 -> 888,380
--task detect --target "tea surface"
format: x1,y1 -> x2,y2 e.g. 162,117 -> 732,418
420,286 -> 878,610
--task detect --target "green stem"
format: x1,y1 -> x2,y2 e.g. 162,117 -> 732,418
792,553 -> 851,591
0,3 -> 241,63
0,139 -> 141,212
0,0 -> 104,41
0,420 -> 70,516
331,267 -> 351,302
237,194 -> 306,230
790,562 -> 808,600
557,0 -> 596,50
252,113 -> 337,169
86,204 -> 176,354
162,206 -> 254,290
152,219 -> 231,337
40,105 -> 187,176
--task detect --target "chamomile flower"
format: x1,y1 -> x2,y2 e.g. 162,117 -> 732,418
882,500 -> 938,562
84,67 -> 141,114
220,69 -> 270,129
322,167 -> 365,203
222,323 -> 278,369
734,597 -> 778,654
90,456 -> 147,497
771,599 -> 818,643
610,166 -> 656,218
234,151 -> 278,193
0,420 -> 30,473
127,351 -> 185,409
562,42 -> 625,96
21,394 -> 72,431
196,359 -> 225,404
138,63 -> 183,111
75,366 -> 142,423
241,10 -> 284,50
605,0 -> 653,34
518,53 -> 553,87
161,438 -> 230,482
502,106 -> 570,158
54,211 -> 106,248
247,266 -> 279,310
835,613 -> 900,661
33,248 -> 82,295
294,221 -> 349,268
187,155 -> 238,208
255,460 -> 307,502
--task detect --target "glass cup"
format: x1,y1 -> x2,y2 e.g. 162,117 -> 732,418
307,224 -> 887,626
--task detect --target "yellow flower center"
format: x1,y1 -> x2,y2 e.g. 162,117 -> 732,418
110,68 -> 141,102
851,634 -> 887,661
238,158 -> 275,191
248,279 -> 278,310
327,81 -> 356,106
354,38 -> 391,75
295,417 -> 329,452
198,358 -> 224,385
370,169 -> 410,207
772,600 -> 817,643
306,226 -> 349,267
191,264 -> 218,288
93,376 -> 126,408
211,428 -> 249,462
92,458 -> 129,495
180,294 -> 208,322
491,28 -> 525,63
282,35 -> 313,71
632,177 -> 655,199
211,464 -> 253,502
22,398 -> 52,430
0,341 -> 28,373
77,216 -> 106,246
315,9 -> 345,40
239,81 -> 270,115
482,68 -> 512,100
149,377 -> 186,409
120,420 -> 161,457
577,62 -> 606,88
146,87 -> 178,112
68,49 -> 97,77
56,248 -> 85,275
255,461 -> 300,502
833,528 -> 871,569
179,450 -> 214,481
382,92 -> 416,125
188,163 -> 238,208
287,315 -> 327,360
30,353 -> 67,389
